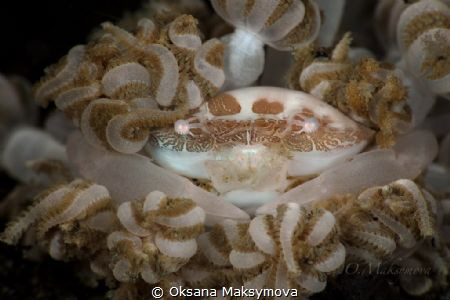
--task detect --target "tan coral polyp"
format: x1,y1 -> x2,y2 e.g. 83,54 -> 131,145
55,83 -> 101,124
204,42 -> 225,69
401,12 -> 450,50
82,99 -> 130,149
270,0 -> 320,50
101,62 -> 151,99
35,45 -> 86,106
265,0 -> 295,27
168,15 -> 202,50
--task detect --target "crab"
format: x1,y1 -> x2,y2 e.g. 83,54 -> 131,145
146,86 -> 374,212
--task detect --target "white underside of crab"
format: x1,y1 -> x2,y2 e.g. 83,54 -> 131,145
146,87 -> 373,210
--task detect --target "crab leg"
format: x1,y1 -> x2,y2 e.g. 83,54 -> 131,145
67,132 -> 250,225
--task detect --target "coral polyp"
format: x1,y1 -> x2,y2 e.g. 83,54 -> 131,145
35,14 -> 225,154
211,0 -> 321,89
0,0 -> 449,299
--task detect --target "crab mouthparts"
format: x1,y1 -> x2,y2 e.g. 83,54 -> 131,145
205,144 -> 289,193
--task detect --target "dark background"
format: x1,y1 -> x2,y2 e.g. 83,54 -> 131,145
0,0 -> 144,82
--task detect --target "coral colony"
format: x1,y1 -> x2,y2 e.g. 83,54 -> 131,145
0,0 -> 450,299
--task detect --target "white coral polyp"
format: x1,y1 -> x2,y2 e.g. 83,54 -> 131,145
101,62 -> 151,98
35,45 -> 86,106
211,0 -> 321,89
227,203 -> 345,296
107,190 -> 206,284
1,127 -> 67,184
397,0 -> 450,99
220,30 -> 265,89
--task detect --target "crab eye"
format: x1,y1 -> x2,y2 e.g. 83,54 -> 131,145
174,119 -> 191,135
303,117 -> 320,133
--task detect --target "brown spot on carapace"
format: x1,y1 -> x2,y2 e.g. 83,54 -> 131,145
207,93 -> 241,116
252,99 -> 284,114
